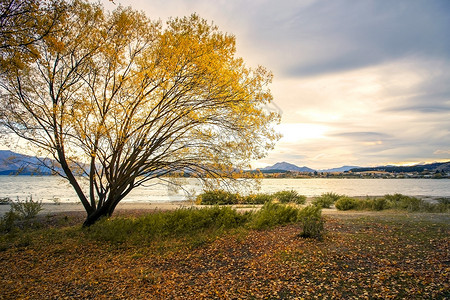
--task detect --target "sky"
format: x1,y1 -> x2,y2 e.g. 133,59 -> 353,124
88,1 -> 450,169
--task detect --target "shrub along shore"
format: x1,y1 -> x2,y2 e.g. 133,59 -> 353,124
195,190 -> 449,213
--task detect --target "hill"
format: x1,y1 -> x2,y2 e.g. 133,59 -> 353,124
350,161 -> 450,173
260,162 -> 315,173
318,166 -> 360,173
0,150 -> 53,175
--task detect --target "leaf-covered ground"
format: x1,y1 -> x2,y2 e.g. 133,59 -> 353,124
0,211 -> 448,299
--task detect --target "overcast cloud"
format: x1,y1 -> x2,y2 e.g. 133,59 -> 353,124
106,0 -> 450,169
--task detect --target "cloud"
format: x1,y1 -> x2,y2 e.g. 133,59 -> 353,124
109,1 -> 450,76
434,150 -> 450,155
107,0 -> 450,169
329,132 -> 392,142
261,55 -> 450,168
250,0 -> 450,77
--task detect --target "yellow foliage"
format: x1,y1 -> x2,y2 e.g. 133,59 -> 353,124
0,1 -> 280,216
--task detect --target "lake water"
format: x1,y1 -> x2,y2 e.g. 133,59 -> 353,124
0,176 -> 449,203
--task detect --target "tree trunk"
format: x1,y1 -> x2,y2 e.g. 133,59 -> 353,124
83,203 -> 114,227
82,189 -> 130,226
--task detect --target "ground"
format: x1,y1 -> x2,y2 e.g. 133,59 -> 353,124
0,206 -> 448,299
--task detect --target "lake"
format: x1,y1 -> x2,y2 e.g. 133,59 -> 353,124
0,176 -> 449,203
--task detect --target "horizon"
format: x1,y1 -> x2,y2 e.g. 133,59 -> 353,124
0,148 -> 448,171
252,159 -> 450,171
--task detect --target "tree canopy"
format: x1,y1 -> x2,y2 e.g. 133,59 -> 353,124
0,0 -> 280,225
0,0 -> 66,72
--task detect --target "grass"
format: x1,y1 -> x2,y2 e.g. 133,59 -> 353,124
0,203 -> 305,249
0,202 -> 448,298
85,206 -> 252,247
334,193 -> 450,213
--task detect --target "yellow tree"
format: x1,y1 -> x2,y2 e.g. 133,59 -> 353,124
0,1 -> 279,226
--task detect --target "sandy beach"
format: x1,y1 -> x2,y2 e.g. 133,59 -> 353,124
0,201 -> 197,217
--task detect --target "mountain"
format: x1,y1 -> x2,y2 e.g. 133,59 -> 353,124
350,161 -> 450,173
435,162 -> 450,173
0,150 -> 53,175
257,160 -> 450,174
318,166 -> 360,173
260,162 -> 315,173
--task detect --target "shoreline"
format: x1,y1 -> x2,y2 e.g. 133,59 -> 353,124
0,201 -> 195,217
0,195 -> 447,217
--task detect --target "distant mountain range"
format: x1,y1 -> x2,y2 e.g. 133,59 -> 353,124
351,162 -> 450,173
317,166 -> 360,173
0,149 -> 449,175
0,150 -> 53,175
260,162 -> 315,173
258,161 -> 450,173
259,161 -> 357,173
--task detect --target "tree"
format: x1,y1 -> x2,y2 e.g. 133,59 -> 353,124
0,1 -> 280,226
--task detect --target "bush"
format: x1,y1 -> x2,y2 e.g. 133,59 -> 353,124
242,193 -> 274,204
330,193 -> 449,213
437,197 -> 450,205
351,197 -> 389,211
248,202 -> 300,229
0,196 -> 42,233
272,190 -> 306,204
335,197 -> 358,211
196,190 -> 240,205
10,196 -> 43,219
369,197 -> 390,211
196,190 -> 307,205
383,194 -> 422,212
312,192 -> 340,208
298,205 -> 324,239
0,211 -> 20,232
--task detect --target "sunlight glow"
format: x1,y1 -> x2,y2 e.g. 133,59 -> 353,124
277,123 -> 327,143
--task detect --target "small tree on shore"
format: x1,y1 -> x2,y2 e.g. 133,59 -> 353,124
0,1 -> 279,226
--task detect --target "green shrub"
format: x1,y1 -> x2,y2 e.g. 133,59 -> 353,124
0,196 -> 43,232
298,205 -> 324,239
369,197 -> 390,211
196,190 -> 240,205
437,197 -> 450,205
196,190 -> 307,205
10,196 -> 43,219
0,211 -> 20,232
352,197 -> 390,211
312,192 -> 340,208
335,197 -> 357,211
249,202 -> 300,229
331,194 -> 450,213
272,190 -> 306,204
242,193 -> 274,204
383,194 -> 422,212
427,202 -> 450,213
